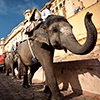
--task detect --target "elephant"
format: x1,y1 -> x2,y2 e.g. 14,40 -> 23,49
17,12 -> 97,100
4,50 -> 20,79
17,40 -> 41,87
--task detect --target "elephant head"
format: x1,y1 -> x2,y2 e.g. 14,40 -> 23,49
33,12 -> 97,55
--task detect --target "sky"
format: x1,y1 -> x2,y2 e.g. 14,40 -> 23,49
0,0 -> 51,39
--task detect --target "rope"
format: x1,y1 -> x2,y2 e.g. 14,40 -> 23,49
27,38 -> 35,57
27,38 -> 38,63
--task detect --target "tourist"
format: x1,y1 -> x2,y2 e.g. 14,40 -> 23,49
14,42 -> 18,52
41,2 -> 53,21
21,8 -> 42,36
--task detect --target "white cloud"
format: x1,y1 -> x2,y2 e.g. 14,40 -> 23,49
0,0 -> 40,15
14,0 -> 40,14
0,0 -> 7,14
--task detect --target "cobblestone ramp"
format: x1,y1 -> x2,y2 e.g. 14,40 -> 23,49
0,73 -> 98,100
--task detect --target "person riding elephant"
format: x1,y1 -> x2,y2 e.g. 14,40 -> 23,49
21,8 -> 42,37
41,2 -> 53,21
22,2 -> 53,36
14,42 -> 18,52
17,12 -> 97,100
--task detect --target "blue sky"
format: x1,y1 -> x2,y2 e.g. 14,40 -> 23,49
0,0 -> 51,39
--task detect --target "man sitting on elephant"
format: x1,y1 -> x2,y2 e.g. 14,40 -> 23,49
21,8 -> 42,36
14,42 -> 19,53
21,3 -> 53,63
22,2 -> 53,36
41,2 -> 53,21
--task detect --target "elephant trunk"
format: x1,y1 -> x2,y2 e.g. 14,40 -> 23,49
61,12 -> 97,55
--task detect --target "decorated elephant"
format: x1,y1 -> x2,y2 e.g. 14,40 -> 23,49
4,49 -> 19,79
17,12 -> 97,100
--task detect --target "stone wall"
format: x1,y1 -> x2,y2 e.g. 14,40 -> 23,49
83,0 -> 97,8
54,59 -> 100,99
34,56 -> 100,99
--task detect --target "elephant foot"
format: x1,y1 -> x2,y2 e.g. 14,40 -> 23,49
6,74 -> 9,76
12,76 -> 16,79
11,77 -> 14,79
22,84 -> 30,88
2,70 -> 6,73
44,85 -> 51,94
28,80 -> 32,84
14,76 -> 17,78
6,73 -> 9,76
18,75 -> 22,79
51,93 -> 64,100
29,81 -> 32,84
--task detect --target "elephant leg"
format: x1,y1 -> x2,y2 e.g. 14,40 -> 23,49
42,67 -> 51,94
18,60 -> 22,79
44,79 -> 51,94
3,66 -> 6,73
28,66 -> 39,84
28,72 -> 33,84
28,67 -> 32,84
41,68 -> 51,94
33,45 -> 64,100
0,67 -> 3,73
30,38 -> 64,99
18,67 -> 22,79
44,63 -> 64,100
23,66 -> 29,88
6,68 -> 10,76
11,65 -> 16,79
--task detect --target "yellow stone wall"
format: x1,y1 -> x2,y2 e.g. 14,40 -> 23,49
68,1 -> 100,53
83,0 -> 97,8
54,1 -> 100,58
68,1 -> 100,38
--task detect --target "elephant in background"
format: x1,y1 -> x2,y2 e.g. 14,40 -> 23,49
4,50 -> 20,79
17,12 -> 97,100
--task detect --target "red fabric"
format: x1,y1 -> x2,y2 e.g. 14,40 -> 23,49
0,53 -> 6,65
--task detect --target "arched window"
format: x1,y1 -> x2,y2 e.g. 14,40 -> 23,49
56,6 -> 58,11
59,3 -> 62,8
63,0 -> 65,5
52,10 -> 54,13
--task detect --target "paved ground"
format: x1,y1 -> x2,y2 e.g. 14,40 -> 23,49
0,73 -> 98,100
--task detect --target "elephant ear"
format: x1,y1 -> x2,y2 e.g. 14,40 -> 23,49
33,28 -> 49,45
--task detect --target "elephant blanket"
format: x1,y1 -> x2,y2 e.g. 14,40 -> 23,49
0,52 -> 6,67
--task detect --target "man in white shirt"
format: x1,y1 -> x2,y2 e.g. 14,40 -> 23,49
41,2 -> 53,21
14,42 -> 18,52
21,8 -> 42,36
